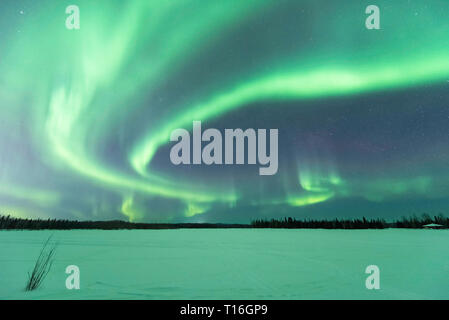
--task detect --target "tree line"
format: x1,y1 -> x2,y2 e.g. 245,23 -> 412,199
0,214 -> 448,230
251,217 -> 387,229
0,215 -> 248,230
251,214 -> 449,229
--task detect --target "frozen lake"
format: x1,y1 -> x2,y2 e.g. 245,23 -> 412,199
1,229 -> 448,299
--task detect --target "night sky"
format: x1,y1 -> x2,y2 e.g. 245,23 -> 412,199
1,0 -> 449,223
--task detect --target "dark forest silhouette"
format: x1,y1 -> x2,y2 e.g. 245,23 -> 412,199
0,213 -> 448,230
252,217 -> 386,229
252,214 -> 449,229
0,215 -> 248,230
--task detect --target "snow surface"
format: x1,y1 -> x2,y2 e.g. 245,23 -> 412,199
0,229 -> 448,299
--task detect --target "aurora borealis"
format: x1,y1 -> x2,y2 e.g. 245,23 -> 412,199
1,0 -> 449,222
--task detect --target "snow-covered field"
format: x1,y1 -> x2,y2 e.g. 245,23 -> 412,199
0,229 -> 448,299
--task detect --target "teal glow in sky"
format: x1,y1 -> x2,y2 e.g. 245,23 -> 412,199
1,0 -> 449,222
